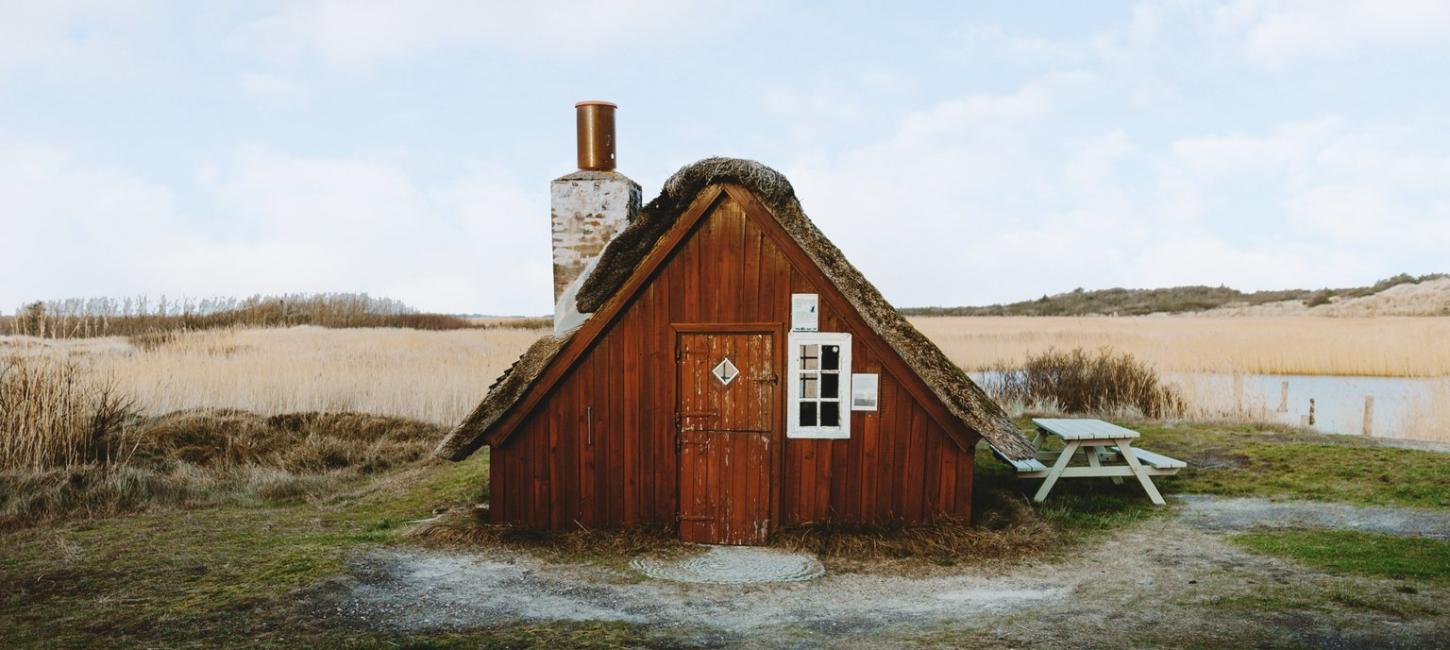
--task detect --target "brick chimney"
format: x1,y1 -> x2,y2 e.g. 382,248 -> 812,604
550,101 -> 640,334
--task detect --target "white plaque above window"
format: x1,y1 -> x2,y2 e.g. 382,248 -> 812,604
851,373 -> 879,411
791,293 -> 819,332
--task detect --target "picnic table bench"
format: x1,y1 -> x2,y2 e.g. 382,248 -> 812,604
1000,418 -> 1185,505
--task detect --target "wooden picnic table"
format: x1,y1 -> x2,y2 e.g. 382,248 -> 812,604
1019,418 -> 1184,505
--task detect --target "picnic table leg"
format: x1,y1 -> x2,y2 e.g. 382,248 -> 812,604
1033,441 -> 1080,503
1117,440 -> 1166,505
1085,445 -> 1123,485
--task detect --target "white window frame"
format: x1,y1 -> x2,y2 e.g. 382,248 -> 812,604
787,332 -> 852,439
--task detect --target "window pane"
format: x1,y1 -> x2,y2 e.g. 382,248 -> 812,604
822,345 -> 840,370
800,344 -> 819,370
821,373 -> 839,398
800,374 -> 818,398
821,402 -> 839,427
800,402 -> 817,427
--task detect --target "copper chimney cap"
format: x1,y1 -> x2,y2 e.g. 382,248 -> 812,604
575,100 -> 617,171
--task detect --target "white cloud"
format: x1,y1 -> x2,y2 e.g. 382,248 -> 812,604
1171,118 -> 1342,178
778,59 -> 1450,307
1215,0 -> 1450,65
238,72 -> 311,108
1130,237 -> 1375,290
0,0 -> 159,81
229,0 -> 758,67
0,141 -> 553,314
1169,119 -> 1450,251
0,140 -> 189,306
951,24 -> 1083,66
896,73 -> 1094,141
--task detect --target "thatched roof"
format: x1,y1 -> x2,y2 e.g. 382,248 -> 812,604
436,157 -> 1035,462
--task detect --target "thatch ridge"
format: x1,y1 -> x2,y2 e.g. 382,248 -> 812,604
436,157 -> 1035,461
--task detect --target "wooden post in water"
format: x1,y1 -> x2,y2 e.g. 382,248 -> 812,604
1278,381 -> 1289,413
1307,398 -> 1316,427
1362,395 -> 1375,437
1233,371 -> 1244,414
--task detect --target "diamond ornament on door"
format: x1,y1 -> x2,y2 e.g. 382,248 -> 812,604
712,357 -> 739,386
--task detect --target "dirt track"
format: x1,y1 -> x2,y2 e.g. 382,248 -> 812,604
313,496 -> 1450,648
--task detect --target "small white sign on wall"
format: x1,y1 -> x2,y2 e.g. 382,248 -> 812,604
851,373 -> 879,411
791,293 -> 819,332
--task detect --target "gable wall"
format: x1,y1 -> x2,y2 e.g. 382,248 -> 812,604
489,191 -> 976,530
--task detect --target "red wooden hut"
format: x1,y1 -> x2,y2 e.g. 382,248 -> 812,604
436,103 -> 1034,545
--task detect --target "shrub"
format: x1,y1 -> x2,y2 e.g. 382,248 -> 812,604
981,346 -> 1186,418
2,292 -> 513,339
0,356 -> 138,472
0,358 -> 447,527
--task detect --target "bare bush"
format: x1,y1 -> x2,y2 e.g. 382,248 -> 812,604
0,356 -> 138,472
0,365 -> 447,527
980,346 -> 1186,418
0,292 -> 499,339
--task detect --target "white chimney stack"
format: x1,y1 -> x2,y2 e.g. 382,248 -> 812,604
550,101 -> 639,334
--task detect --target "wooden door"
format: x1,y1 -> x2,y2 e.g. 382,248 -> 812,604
677,331 -> 777,544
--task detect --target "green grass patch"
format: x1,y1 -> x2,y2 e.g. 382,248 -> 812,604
1083,420 -> 1449,509
5,416 -> 1447,647
0,452 -> 491,648
977,426 -> 1169,539
1232,529 -> 1450,584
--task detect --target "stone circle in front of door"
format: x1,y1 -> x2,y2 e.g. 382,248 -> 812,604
712,357 -> 739,386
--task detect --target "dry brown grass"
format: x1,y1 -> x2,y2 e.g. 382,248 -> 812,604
0,402 -> 447,528
912,316 -> 1450,377
409,488 -> 1061,569
1,293 -> 500,339
409,508 -> 685,564
773,490 -> 1056,569
0,356 -> 137,472
982,347 -> 1186,418
3,325 -> 545,426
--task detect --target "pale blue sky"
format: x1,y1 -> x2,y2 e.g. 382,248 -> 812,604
3,1 -> 1448,314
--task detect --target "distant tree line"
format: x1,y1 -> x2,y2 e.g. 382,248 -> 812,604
903,273 -> 1449,317
0,293 -> 546,339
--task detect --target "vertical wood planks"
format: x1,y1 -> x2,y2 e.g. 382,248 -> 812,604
488,190 -> 979,532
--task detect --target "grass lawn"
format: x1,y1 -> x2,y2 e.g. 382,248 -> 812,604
2,419 -> 1447,648
1017,419 -> 1450,509
0,450 -> 691,648
1232,529 -> 1450,584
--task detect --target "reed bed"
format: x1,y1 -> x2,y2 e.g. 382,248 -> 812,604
1,293 -> 489,339
912,316 -> 1450,377
5,317 -> 1446,445
3,325 -> 545,426
0,363 -> 448,528
981,347 -> 1186,419
0,357 -> 136,472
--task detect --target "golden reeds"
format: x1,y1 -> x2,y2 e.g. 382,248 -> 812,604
981,347 -> 1186,418
0,356 -> 136,472
912,316 -> 1450,377
4,325 -> 545,426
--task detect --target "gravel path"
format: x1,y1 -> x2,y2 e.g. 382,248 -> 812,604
631,546 -> 826,584
310,496 -> 1450,647
1176,495 -> 1450,538
321,546 -> 1074,634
